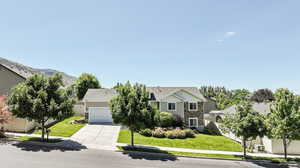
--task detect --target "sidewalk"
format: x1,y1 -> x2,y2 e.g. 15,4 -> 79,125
117,143 -> 300,159
5,132 -> 70,140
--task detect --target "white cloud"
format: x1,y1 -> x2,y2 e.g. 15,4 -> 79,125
225,31 -> 236,37
217,31 -> 237,43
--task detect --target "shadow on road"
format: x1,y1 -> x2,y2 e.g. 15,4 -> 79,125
11,140 -> 87,152
120,145 -> 178,162
0,138 -> 15,145
246,160 -> 290,168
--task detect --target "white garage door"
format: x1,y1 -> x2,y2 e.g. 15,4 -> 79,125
88,107 -> 113,123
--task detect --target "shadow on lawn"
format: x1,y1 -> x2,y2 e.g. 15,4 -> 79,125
120,145 -> 178,162
12,139 -> 87,152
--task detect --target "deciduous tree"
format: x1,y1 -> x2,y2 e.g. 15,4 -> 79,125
220,100 -> 267,158
7,73 -> 75,141
250,89 -> 275,103
109,82 -> 159,146
0,96 -> 11,138
75,73 -> 100,100
266,88 -> 300,159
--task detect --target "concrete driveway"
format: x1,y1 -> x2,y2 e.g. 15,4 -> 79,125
71,124 -> 121,150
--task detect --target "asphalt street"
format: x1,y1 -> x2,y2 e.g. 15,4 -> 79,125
0,142 -> 290,168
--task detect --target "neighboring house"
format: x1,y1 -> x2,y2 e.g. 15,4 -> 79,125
205,103 -> 300,155
83,87 -> 213,129
0,63 -> 36,132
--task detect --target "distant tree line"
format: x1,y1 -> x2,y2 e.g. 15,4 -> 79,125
200,86 -> 275,110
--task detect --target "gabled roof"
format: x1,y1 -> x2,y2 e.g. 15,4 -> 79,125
211,103 -> 271,115
83,87 -> 207,103
83,88 -> 117,102
0,63 -> 34,79
147,87 -> 207,102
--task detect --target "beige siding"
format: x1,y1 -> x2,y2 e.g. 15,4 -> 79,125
1,117 -> 36,132
0,65 -> 25,96
160,102 -> 184,118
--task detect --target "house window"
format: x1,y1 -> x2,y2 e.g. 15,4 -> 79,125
189,102 -> 198,111
189,117 -> 198,128
168,102 -> 176,111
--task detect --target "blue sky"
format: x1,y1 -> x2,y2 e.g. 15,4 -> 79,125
0,0 -> 300,92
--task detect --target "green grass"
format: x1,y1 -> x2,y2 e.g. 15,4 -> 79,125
118,146 -> 300,164
118,130 -> 243,152
34,116 -> 86,137
17,136 -> 63,143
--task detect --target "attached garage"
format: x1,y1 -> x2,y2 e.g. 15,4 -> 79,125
83,89 -> 117,124
88,107 -> 113,123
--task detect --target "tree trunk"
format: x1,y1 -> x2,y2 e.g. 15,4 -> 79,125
0,126 -> 5,138
130,129 -> 134,147
41,121 -> 45,142
283,136 -> 288,160
243,138 -> 247,158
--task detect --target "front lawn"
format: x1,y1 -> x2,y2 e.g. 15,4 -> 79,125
17,136 -> 63,143
34,116 -> 86,137
118,130 -> 242,152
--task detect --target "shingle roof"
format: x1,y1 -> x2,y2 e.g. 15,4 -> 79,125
212,103 -> 271,115
83,88 -> 118,102
83,87 -> 207,103
147,87 -> 207,102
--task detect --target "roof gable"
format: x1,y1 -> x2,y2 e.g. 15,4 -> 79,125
147,87 -> 206,102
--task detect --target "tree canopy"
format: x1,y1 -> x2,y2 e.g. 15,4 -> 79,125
250,89 -> 275,103
75,73 -> 101,100
200,86 -> 251,110
109,82 -> 159,146
0,96 -> 11,125
220,100 -> 267,157
0,96 -> 11,138
266,88 -> 300,159
7,73 -> 75,141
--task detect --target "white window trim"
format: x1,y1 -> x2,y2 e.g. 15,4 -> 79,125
188,102 -> 198,111
188,117 -> 198,128
167,102 -> 176,111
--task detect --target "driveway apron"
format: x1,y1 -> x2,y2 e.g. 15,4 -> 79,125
71,124 -> 121,150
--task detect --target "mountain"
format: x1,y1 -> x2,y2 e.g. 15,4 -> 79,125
0,57 -> 76,87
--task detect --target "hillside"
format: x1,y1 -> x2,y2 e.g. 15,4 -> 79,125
0,57 -> 76,87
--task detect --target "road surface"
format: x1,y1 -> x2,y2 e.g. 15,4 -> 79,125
0,142 -> 290,168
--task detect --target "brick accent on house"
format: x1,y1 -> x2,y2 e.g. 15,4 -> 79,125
184,102 -> 204,127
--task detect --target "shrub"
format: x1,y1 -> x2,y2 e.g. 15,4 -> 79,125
184,129 -> 195,138
165,131 -> 176,139
139,129 -> 152,137
165,129 -> 186,139
173,115 -> 184,127
159,112 -> 175,127
172,129 -> 186,139
152,128 -> 166,138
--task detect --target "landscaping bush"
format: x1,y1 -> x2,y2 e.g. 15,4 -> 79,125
165,131 -> 176,139
152,128 -> 166,138
173,115 -> 184,127
184,129 -> 196,138
139,129 -> 152,137
165,129 -> 186,139
159,112 -> 175,127
172,129 -> 186,139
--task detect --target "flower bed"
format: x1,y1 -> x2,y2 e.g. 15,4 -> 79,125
139,128 -> 196,139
